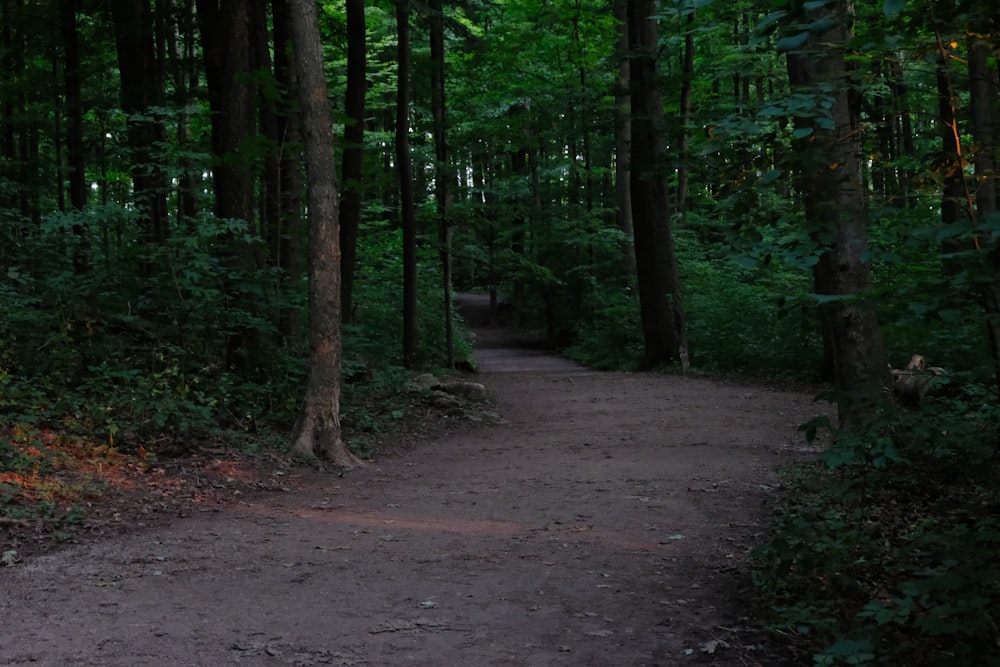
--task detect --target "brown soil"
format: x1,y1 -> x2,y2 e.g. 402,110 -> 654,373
0,293 -> 827,666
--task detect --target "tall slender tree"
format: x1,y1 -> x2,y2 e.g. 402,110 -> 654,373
784,0 -> 886,424
396,0 -> 418,369
196,0 -> 254,233
627,0 -> 683,370
287,0 -> 361,468
109,0 -> 169,244
340,0 -> 366,325
272,0 -> 303,341
968,23 -> 1000,391
429,0 -> 454,368
613,0 -> 635,277
60,0 -> 88,273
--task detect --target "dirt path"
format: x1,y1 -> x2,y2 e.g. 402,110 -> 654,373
0,294 -> 824,666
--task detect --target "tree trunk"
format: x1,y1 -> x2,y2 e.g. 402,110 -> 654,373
196,0 -> 255,230
508,103 -> 529,328
164,0 -> 199,226
340,0 -> 366,325
627,0 -> 681,370
673,4 -> 696,373
253,0 -> 279,244
429,0 -> 454,368
613,0 -> 635,279
785,0 -> 887,426
272,0 -> 303,342
60,0 -> 89,273
197,0 -> 261,364
396,0 -> 419,369
287,0 -> 361,468
676,6 -> 694,225
888,53 -> 915,207
109,0 -> 169,244
935,42 -> 970,269
968,30 -> 1000,392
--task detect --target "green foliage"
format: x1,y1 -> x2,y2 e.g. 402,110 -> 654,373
565,287 -> 643,370
0,204 -> 476,457
0,206 -> 306,446
348,220 -> 473,372
567,228 -> 823,377
754,396 -> 1000,666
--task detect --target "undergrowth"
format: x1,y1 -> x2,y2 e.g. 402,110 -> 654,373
0,213 -> 473,525
752,392 -> 1000,666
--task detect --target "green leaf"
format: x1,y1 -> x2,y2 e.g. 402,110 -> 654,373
816,117 -> 835,131
792,127 -> 814,139
882,0 -> 906,17
776,32 -> 811,52
937,309 -> 963,323
755,10 -> 787,33
760,169 -> 783,186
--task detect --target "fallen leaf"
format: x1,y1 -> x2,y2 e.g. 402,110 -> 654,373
700,639 -> 730,654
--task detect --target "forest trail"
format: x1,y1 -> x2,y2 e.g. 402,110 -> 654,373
0,294 -> 824,666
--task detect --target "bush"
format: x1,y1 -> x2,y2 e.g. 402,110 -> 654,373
752,394 -> 1000,666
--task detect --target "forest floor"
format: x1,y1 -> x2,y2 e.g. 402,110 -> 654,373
0,293 -> 828,666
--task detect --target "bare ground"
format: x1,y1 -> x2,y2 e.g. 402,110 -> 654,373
0,294 -> 827,666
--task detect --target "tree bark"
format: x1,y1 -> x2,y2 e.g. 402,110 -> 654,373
164,0 -> 199,226
968,29 -> 1000,392
935,41 -> 969,269
109,0 -> 169,244
60,0 -> 89,273
785,0 -> 887,425
340,0 -> 366,325
271,0 -> 303,342
396,0 -> 419,369
287,0 -> 361,468
627,0 -> 681,370
429,0 -> 454,368
196,0 -> 255,230
197,0 -> 261,364
613,0 -> 635,279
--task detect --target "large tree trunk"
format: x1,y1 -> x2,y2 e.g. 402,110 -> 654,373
109,0 -> 169,244
785,0 -> 887,425
627,0 -> 681,370
396,0 -> 418,368
287,0 -> 361,469
196,0 -> 254,230
968,30 -> 1000,392
340,0 -> 366,325
197,0 -> 261,364
197,0 -> 258,270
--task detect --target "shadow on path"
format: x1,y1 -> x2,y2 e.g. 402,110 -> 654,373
454,292 -> 584,374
